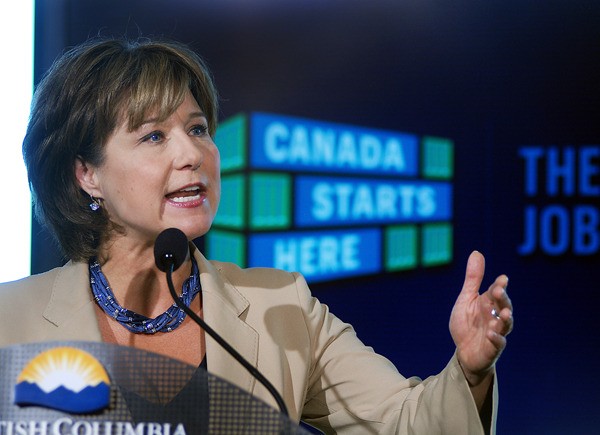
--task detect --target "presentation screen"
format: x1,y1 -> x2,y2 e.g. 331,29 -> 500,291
208,112 -> 454,282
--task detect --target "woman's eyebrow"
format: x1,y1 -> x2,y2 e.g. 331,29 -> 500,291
187,111 -> 206,121
138,110 -> 206,127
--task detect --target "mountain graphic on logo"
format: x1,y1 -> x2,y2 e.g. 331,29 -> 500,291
14,346 -> 110,413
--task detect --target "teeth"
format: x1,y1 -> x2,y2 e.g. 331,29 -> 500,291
167,185 -> 203,203
171,193 -> 201,203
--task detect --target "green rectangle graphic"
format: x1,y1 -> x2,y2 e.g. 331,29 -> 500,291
214,174 -> 246,229
422,136 -> 454,180
250,173 -> 292,230
422,223 -> 453,266
385,225 -> 418,271
215,113 -> 247,173
205,230 -> 247,267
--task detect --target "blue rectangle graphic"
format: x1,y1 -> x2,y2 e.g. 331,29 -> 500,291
248,228 -> 382,282
250,112 -> 418,176
295,175 -> 453,227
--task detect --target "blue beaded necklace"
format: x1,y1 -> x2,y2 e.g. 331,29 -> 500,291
89,256 -> 201,334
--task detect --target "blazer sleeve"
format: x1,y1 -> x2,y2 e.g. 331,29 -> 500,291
293,272 -> 497,434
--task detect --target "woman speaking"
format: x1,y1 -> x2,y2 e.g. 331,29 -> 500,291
0,37 -> 513,434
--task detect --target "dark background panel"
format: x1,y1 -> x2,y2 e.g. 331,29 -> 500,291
33,1 -> 600,433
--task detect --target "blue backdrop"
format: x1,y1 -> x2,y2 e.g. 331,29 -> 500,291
33,1 -> 600,433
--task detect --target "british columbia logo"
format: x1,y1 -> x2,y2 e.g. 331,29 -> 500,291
14,346 -> 110,413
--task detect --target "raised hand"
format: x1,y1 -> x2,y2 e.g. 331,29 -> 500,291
449,251 -> 514,387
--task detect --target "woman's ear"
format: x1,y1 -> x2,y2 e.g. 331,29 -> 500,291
74,157 -> 101,197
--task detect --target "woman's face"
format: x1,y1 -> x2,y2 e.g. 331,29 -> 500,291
84,91 -> 221,246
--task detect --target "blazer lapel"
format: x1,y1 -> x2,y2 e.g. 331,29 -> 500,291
38,250 -> 260,396
42,261 -> 102,342
194,249 -> 259,394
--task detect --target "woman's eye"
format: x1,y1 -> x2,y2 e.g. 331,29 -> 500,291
142,131 -> 164,143
190,124 -> 209,136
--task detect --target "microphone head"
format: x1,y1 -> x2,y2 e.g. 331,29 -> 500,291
154,228 -> 189,272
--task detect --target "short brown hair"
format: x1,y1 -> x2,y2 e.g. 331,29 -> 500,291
22,37 -> 219,261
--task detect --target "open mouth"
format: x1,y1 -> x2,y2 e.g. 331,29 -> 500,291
166,185 -> 205,203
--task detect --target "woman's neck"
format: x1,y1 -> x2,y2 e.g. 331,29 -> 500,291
96,239 -> 193,318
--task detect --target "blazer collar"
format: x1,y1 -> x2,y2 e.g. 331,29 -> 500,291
192,245 -> 259,394
40,246 -> 260,394
42,260 -> 102,342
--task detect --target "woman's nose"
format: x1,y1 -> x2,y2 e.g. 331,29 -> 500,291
173,134 -> 204,170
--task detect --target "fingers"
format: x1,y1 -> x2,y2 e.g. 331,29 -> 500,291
460,251 -> 485,297
459,250 -> 515,338
487,321 -> 507,350
489,279 -> 514,336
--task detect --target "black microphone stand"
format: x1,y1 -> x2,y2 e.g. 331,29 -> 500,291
164,260 -> 290,417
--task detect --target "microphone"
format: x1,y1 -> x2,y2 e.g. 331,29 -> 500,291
154,228 -> 289,417
154,228 -> 189,272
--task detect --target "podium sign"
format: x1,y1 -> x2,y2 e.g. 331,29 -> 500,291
0,341 -> 311,434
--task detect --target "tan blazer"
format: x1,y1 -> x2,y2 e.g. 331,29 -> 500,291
0,245 -> 496,434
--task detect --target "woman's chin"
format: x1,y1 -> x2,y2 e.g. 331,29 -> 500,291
166,222 -> 212,241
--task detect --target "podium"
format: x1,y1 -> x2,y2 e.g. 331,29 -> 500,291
0,341 -> 312,434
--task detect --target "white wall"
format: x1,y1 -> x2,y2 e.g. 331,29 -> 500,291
0,0 -> 34,282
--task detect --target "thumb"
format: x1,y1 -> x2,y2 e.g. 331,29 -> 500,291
460,251 -> 485,298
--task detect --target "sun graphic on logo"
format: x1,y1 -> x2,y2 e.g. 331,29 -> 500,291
17,347 -> 110,393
